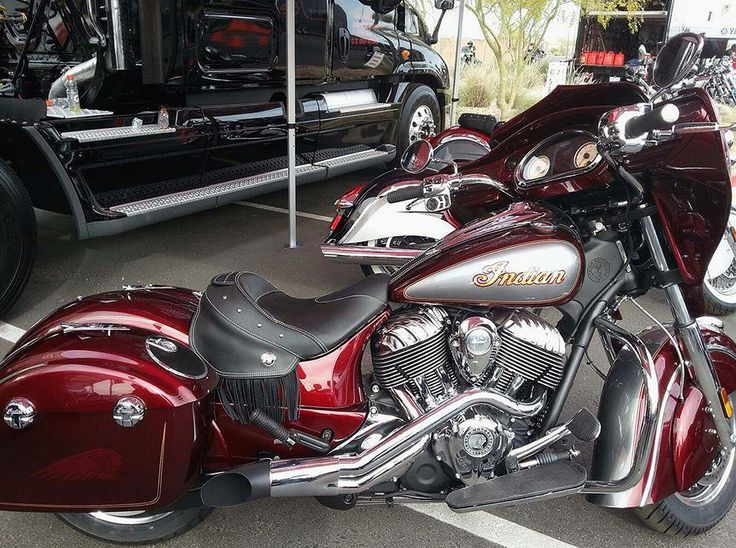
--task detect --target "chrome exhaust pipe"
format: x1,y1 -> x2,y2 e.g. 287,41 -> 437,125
49,57 -> 98,100
200,388 -> 546,507
320,244 -> 422,265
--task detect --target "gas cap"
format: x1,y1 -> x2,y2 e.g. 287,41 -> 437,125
4,398 -> 35,429
113,396 -> 145,427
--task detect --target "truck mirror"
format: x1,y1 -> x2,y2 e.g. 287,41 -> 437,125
435,0 -> 455,9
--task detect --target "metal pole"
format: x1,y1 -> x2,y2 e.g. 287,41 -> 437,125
287,0 -> 297,248
449,0 -> 465,127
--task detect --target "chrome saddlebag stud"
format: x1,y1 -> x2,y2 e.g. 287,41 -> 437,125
113,396 -> 145,427
4,398 -> 35,429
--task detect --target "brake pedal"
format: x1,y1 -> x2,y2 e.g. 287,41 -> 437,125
446,461 -> 587,512
567,408 -> 601,442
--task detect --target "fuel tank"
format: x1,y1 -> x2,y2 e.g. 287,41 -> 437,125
390,202 -> 584,306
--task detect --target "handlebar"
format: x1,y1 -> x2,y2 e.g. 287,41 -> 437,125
385,185 -> 424,203
624,103 -> 680,139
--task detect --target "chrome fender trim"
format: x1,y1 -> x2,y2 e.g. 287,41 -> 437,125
320,244 -> 422,265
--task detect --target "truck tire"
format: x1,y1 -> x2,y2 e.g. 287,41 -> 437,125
58,507 -> 213,544
396,85 -> 441,162
0,159 -> 36,317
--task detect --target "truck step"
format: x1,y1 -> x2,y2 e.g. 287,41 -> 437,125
445,461 -> 588,512
61,124 -> 176,143
105,146 -> 394,217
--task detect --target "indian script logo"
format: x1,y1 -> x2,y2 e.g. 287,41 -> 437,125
472,261 -> 566,288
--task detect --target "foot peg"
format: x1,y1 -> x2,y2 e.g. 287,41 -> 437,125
505,408 -> 600,471
249,409 -> 330,453
446,461 -> 587,512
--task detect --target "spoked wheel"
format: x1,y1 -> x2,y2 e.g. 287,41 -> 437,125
58,507 -> 213,544
703,217 -> 736,315
0,159 -> 35,317
360,236 -> 437,276
634,391 -> 736,537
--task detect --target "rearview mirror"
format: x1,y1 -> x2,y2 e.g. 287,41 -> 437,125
653,32 -> 704,89
401,140 -> 435,173
435,0 -> 455,8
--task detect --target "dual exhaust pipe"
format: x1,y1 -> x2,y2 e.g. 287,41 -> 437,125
200,388 -> 546,507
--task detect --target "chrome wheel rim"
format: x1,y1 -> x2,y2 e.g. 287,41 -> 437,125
408,105 -> 436,144
88,510 -> 175,525
675,446 -> 735,507
704,217 -> 736,304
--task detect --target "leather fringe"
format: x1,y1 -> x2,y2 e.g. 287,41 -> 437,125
217,372 -> 300,424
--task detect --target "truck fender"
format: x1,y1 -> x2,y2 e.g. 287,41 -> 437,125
587,320 -> 736,509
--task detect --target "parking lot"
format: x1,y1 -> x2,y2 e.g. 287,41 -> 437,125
2,167 -> 736,547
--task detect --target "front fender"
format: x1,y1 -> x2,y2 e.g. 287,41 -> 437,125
588,320 -> 736,508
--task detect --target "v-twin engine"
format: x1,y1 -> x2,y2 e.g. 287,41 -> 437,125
371,306 -> 566,484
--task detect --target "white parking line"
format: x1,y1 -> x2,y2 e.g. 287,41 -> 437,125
236,201 -> 333,223
407,504 -> 577,548
0,321 -> 25,344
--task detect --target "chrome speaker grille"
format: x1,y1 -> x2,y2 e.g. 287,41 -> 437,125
371,308 -> 449,396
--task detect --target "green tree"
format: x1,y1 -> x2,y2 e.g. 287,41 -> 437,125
466,0 -> 646,118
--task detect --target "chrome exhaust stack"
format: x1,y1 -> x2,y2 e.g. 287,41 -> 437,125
200,388 -> 546,507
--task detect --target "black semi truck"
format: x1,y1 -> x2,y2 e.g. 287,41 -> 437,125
0,0 -> 450,316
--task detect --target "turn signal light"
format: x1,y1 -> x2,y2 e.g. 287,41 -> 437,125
334,184 -> 365,209
720,387 -> 733,419
400,49 -> 411,60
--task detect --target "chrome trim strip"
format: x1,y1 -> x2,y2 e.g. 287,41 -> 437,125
320,244 -> 422,265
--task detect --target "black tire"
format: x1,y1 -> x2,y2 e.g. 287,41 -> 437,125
702,222 -> 736,315
395,84 -> 442,164
633,449 -> 736,536
0,159 -> 36,317
57,506 -> 213,545
702,284 -> 736,315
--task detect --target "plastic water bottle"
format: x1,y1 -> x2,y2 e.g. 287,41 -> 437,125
157,107 -> 169,129
66,74 -> 81,113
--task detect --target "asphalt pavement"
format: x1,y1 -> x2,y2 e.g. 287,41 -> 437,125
1,167 -> 735,547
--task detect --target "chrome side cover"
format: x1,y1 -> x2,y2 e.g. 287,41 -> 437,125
3,398 -> 35,430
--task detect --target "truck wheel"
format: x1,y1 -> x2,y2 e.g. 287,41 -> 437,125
58,507 -> 213,544
396,85 -> 441,161
0,159 -> 36,316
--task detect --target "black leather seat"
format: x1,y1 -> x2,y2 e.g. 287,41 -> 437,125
190,272 -> 390,379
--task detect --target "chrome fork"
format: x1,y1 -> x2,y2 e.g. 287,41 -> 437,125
641,215 -> 736,448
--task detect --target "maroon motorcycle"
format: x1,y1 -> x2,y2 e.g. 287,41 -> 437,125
1,33 -> 736,544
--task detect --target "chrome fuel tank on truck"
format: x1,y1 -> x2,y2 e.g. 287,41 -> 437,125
389,202 -> 584,307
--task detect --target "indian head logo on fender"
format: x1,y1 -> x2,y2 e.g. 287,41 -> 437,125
473,261 -> 566,288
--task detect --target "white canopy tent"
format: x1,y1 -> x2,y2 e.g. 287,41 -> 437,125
286,0 -> 466,246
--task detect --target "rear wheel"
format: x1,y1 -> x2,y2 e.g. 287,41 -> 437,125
0,159 -> 36,317
58,506 -> 213,544
633,430 -> 736,536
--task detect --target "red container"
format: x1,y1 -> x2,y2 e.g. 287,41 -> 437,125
595,51 -> 605,65
579,51 -> 588,64
603,51 -> 615,65
614,52 -> 625,66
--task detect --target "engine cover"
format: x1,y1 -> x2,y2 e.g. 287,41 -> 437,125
450,310 -> 566,395
434,412 -> 515,485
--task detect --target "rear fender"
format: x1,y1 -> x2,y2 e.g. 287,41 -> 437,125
587,320 -> 736,508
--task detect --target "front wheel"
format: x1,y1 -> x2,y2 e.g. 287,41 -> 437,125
395,85 -> 441,163
633,442 -> 736,536
57,506 -> 213,544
